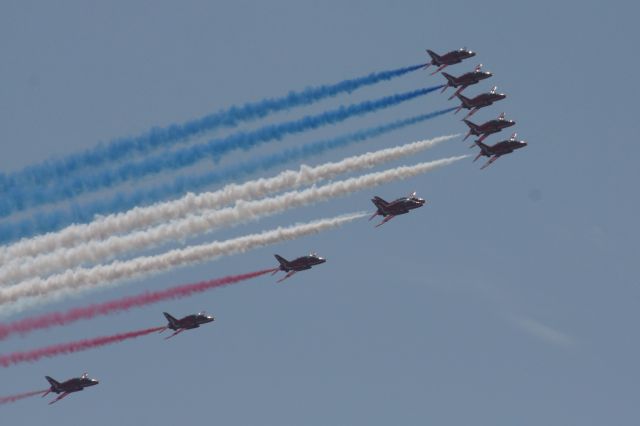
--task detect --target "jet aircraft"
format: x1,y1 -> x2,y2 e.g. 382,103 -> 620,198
441,64 -> 493,100
423,48 -> 476,75
42,373 -> 99,405
455,86 -> 506,119
463,112 -> 516,142
369,192 -> 426,227
473,133 -> 527,169
161,312 -> 215,339
272,253 -> 326,283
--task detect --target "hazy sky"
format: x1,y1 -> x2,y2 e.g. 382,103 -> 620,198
0,1 -> 638,425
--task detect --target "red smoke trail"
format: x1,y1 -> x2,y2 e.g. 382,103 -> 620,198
0,268 -> 276,341
0,389 -> 48,405
0,326 -> 164,367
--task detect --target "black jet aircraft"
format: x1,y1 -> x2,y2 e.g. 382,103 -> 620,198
423,48 -> 475,75
42,373 -> 99,405
473,133 -> 527,169
455,86 -> 506,119
272,253 -> 326,283
463,112 -> 516,142
441,64 -> 493,100
369,192 -> 426,227
161,311 -> 215,339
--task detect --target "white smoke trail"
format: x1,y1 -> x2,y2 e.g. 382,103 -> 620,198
1,155 -> 466,283
0,135 -> 456,266
0,212 -> 366,308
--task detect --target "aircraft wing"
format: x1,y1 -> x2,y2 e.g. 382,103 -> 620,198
49,392 -> 71,405
480,156 -> 499,170
277,271 -> 296,283
430,64 -> 448,75
375,215 -> 395,227
449,85 -> 467,100
164,328 -> 187,340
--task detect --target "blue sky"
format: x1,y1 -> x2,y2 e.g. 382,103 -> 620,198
0,1 -> 638,424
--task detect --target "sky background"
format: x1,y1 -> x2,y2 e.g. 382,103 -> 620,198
1,1 -> 639,425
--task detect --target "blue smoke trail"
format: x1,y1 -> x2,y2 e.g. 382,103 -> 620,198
0,64 -> 423,193
0,107 -> 454,243
0,85 -> 442,218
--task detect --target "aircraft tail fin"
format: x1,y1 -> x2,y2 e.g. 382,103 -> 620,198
370,196 -> 388,220
441,72 -> 458,86
455,93 -> 471,114
463,119 -> 480,132
274,254 -> 289,268
371,196 -> 388,209
456,93 -> 471,105
426,49 -> 440,62
163,312 -> 179,328
45,376 -> 60,389
474,140 -> 491,157
462,120 -> 481,141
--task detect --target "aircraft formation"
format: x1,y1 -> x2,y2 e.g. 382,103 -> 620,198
19,190 -> 424,404
0,48 -> 528,407
427,47 -> 528,169
34,312 -> 218,403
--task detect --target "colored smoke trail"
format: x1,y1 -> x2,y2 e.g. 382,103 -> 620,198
0,269 -> 275,340
0,86 -> 442,220
1,154 -> 464,283
0,132 -> 456,275
0,327 -> 165,367
0,108 -> 453,244
0,389 -> 47,405
0,64 -> 423,193
0,212 -> 366,309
